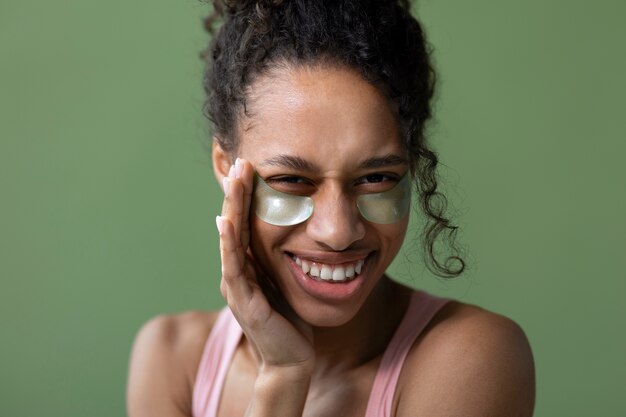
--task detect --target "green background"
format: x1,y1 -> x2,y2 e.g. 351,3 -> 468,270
1,0 -> 624,415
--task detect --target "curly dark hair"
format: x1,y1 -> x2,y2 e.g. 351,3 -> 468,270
201,0 -> 464,277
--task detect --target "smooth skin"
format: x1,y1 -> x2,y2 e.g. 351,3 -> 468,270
127,65 -> 535,417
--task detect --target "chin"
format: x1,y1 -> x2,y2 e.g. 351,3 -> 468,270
290,299 -> 364,328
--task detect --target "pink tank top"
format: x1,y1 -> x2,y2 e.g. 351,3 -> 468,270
192,290 -> 449,417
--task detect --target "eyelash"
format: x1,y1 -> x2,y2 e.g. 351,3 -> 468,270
265,173 -> 399,190
266,176 -> 311,186
355,173 -> 397,185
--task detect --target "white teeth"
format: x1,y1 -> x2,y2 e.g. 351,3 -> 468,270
310,265 -> 320,277
293,255 -> 366,282
332,266 -> 346,281
345,264 -> 355,278
320,266 -> 332,280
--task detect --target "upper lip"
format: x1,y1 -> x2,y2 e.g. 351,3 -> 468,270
286,250 -> 372,264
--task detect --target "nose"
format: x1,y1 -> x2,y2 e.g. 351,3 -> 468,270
305,185 -> 366,251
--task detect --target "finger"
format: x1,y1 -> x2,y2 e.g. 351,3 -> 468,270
235,158 -> 254,247
247,248 -> 278,296
221,167 -> 246,261
216,215 -> 251,301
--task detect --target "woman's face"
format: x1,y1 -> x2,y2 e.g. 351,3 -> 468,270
221,64 -> 409,327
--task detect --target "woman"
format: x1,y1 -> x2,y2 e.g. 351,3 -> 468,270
127,1 -> 535,416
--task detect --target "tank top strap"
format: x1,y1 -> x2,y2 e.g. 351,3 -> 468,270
192,307 -> 242,417
364,290 -> 450,417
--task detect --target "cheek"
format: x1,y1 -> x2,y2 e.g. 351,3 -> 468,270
248,216 -> 289,266
377,217 -> 409,252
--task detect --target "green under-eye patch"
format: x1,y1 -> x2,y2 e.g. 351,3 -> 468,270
356,174 -> 411,224
252,174 -> 411,226
252,175 -> 314,226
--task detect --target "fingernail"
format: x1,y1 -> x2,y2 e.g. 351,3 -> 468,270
228,164 -> 235,178
215,216 -> 224,235
222,177 -> 230,195
235,158 -> 243,178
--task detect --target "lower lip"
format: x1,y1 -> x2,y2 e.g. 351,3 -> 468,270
286,254 -> 372,302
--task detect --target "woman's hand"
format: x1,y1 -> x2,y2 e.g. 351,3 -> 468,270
216,158 -> 315,377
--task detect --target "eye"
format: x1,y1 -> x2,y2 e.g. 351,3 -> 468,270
362,174 -> 389,183
266,175 -> 309,185
276,176 -> 306,184
355,173 -> 400,192
265,176 -> 315,195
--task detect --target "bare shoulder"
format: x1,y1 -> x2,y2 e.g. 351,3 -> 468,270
126,309 -> 221,417
396,301 -> 535,417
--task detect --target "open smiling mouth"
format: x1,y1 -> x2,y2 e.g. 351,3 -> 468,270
288,253 -> 367,283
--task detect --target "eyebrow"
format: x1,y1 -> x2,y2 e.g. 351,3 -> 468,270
258,153 -> 408,171
259,155 -> 317,171
358,154 -> 408,169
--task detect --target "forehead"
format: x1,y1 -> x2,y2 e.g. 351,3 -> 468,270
238,65 -> 405,171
